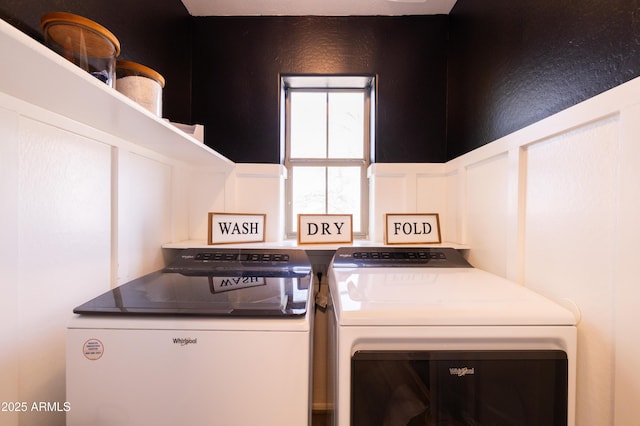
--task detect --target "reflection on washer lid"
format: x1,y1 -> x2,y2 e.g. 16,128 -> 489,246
73,271 -> 309,317
332,264 -> 576,327
74,248 -> 312,317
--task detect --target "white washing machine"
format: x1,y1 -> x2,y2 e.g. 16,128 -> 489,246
327,247 -> 577,426
67,248 -> 314,426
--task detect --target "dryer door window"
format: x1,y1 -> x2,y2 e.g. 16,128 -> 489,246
351,350 -> 568,426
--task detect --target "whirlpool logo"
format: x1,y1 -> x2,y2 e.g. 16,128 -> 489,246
449,367 -> 475,377
173,337 -> 198,346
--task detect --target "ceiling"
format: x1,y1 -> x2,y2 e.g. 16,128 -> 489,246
180,0 -> 457,16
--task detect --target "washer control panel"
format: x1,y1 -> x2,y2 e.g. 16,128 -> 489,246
164,248 -> 311,276
193,251 -> 290,263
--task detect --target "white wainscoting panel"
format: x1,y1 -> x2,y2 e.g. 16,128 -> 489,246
17,116 -> 112,425
464,153 -> 510,277
117,150 -> 173,284
444,77 -> 640,426
0,106 -> 20,426
233,163 -> 287,242
368,163 -> 448,242
524,116 -> 619,425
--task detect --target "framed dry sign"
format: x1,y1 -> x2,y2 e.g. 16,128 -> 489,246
385,213 -> 441,245
208,212 -> 266,245
298,214 -> 353,245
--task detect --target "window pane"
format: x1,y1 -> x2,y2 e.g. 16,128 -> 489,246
290,92 -> 326,158
291,167 -> 326,232
285,79 -> 371,238
328,167 -> 361,232
328,92 -> 364,159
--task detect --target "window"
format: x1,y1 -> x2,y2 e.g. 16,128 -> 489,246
282,76 -> 375,239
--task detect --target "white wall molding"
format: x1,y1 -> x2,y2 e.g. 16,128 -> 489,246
232,163 -> 288,241
442,76 -> 640,426
368,163 -> 449,242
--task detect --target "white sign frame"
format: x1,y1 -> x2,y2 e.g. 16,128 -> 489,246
297,214 -> 353,245
208,212 -> 266,245
385,213 -> 441,245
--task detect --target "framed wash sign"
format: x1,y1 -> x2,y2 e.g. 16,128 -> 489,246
208,213 -> 266,245
385,213 -> 441,245
298,214 -> 353,245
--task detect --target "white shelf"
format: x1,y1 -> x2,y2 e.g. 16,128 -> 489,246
0,19 -> 234,171
163,240 -> 470,251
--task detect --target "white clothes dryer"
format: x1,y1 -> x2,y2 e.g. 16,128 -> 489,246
327,247 -> 577,426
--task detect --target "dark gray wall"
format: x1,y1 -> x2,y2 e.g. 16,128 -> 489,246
192,16 -> 449,164
3,1 -> 640,162
447,0 -> 640,159
0,0 -> 193,124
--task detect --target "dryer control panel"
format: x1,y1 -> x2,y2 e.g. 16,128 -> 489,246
332,247 -> 471,268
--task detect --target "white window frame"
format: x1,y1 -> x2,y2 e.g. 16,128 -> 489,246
281,75 -> 375,240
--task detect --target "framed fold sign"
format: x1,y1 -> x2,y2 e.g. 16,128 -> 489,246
208,212 -> 266,245
385,213 -> 441,245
